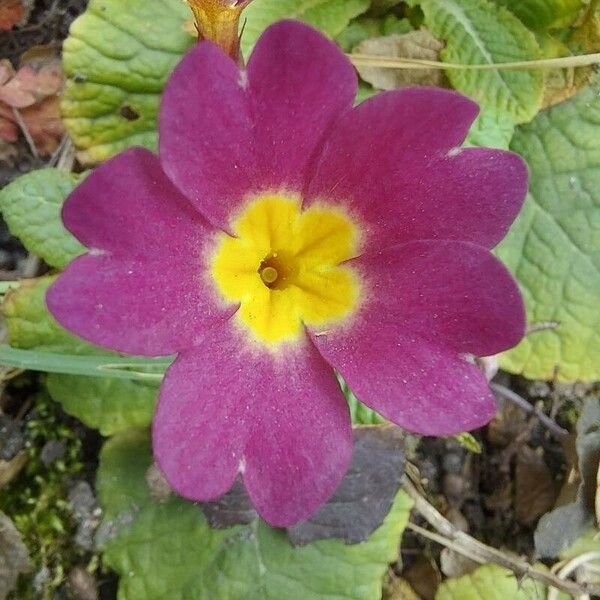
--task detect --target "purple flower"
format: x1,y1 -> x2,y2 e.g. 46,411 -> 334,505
47,21 -> 526,526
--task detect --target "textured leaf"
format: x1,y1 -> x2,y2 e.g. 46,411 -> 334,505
435,564 -> 545,600
336,15 -> 412,52
1,277 -> 158,434
1,276 -> 92,354
242,0 -> 370,53
496,78 -> 600,381
419,0 -> 543,129
98,430 -> 413,600
494,0 -> 583,30
61,0 -> 193,164
0,169 -> 84,269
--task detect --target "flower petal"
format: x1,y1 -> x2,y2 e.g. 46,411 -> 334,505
351,240 -> 525,356
306,88 -> 527,250
314,326 -> 496,435
246,20 -> 357,192
159,41 -> 256,232
310,241 -> 524,435
153,321 -> 352,527
47,254 -> 229,356
159,21 -> 357,231
47,148 -> 229,356
62,147 -> 208,260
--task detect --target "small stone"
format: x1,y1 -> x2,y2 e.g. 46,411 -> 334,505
39,439 -> 66,466
0,416 -> 25,460
145,464 -> 171,501
67,566 -> 98,600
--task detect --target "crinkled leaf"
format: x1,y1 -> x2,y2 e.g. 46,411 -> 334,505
418,0 -> 543,130
336,15 -> 412,52
61,0 -> 193,164
1,277 -> 158,434
494,0 -> 584,30
496,78 -> 600,381
1,276 -> 93,354
98,430 -> 413,600
0,169 -> 85,269
435,564 -> 545,600
241,0 -> 370,53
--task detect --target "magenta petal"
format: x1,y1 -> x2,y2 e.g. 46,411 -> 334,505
160,21 -> 357,231
62,147 -> 209,260
307,88 -> 527,249
46,148 -> 228,355
159,42 -> 256,231
153,322 -> 352,527
246,20 -> 357,191
315,327 -> 496,435
47,254 -> 229,356
310,240 -> 524,435
352,240 -> 525,356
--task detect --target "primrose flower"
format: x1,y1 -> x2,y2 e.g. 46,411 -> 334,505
47,21 -> 527,526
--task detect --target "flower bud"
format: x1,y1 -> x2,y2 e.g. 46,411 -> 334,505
185,0 -> 252,62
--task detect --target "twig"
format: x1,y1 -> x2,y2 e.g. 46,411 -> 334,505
490,382 -> 568,439
56,137 -> 76,172
548,552 -> 600,600
402,477 -> 598,597
526,321 -> 560,335
349,52 -> 600,71
11,107 -> 39,159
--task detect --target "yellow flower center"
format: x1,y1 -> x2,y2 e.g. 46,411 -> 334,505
210,193 -> 362,348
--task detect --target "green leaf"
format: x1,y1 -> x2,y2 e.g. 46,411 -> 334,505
496,78 -> 600,381
336,15 -> 412,51
1,277 -> 162,433
435,564 -> 545,600
419,0 -> 543,126
98,430 -> 413,600
0,169 -> 85,269
494,0 -> 584,30
1,276 -> 92,354
242,0 -> 371,53
47,375 -> 158,436
61,0 -> 193,164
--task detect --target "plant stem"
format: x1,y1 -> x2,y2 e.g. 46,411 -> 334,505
402,477 -> 598,597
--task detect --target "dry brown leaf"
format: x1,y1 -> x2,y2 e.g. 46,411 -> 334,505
596,460 -> 600,526
353,29 -> 447,91
403,556 -> 441,600
515,446 -> 558,525
0,0 -> 25,31
0,451 -> 27,488
384,576 -> 422,600
0,49 -> 65,155
439,548 -> 478,579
